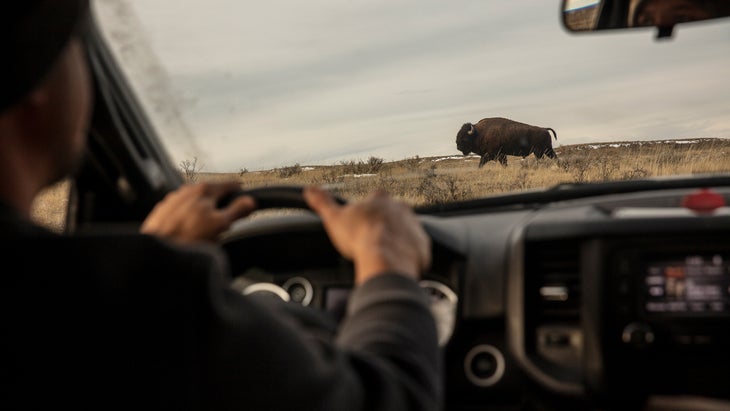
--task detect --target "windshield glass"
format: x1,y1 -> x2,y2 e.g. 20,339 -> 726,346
91,0 -> 730,207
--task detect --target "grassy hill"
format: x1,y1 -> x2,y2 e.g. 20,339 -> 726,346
31,138 -> 730,231
198,137 -> 730,205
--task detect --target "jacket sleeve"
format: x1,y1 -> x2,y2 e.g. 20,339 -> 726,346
2,231 -> 441,410
202,258 -> 442,411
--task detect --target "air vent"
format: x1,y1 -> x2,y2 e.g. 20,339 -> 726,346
524,240 -> 583,379
527,241 -> 581,321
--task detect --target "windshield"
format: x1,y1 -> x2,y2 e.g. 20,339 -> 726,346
91,0 -> 730,207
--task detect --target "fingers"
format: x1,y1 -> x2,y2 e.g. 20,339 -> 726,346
203,181 -> 244,200
147,182 -> 431,280
141,181 -> 256,244
303,185 -> 341,222
304,185 -> 430,284
193,181 -> 258,225
219,194 -> 256,222
303,186 -> 345,255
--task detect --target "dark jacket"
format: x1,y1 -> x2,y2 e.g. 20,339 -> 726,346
1,201 -> 441,410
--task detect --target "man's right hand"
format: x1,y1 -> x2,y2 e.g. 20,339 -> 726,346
303,186 -> 431,285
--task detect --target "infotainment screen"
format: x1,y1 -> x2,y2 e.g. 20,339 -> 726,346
643,254 -> 730,316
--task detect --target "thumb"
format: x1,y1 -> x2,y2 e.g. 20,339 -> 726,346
303,185 -> 339,221
220,195 -> 257,222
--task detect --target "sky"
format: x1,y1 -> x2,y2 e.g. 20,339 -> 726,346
93,0 -> 730,172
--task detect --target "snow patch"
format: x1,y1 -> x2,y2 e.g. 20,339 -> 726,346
585,139 -> 704,150
433,155 -> 470,162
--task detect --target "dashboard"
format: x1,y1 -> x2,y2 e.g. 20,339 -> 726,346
219,185 -> 730,411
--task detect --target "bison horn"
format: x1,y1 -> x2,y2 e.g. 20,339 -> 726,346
468,123 -> 474,135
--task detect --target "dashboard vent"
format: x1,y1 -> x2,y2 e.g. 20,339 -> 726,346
525,240 -> 581,322
523,240 -> 583,377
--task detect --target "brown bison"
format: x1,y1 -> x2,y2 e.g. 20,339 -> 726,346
455,117 -> 558,167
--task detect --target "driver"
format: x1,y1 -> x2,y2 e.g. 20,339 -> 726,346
0,1 -> 441,409
628,0 -> 723,28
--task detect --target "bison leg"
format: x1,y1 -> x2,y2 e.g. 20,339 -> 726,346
497,152 -> 507,166
478,154 -> 490,167
545,148 -> 558,159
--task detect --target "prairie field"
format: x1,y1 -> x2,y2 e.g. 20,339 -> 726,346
31,138 -> 730,231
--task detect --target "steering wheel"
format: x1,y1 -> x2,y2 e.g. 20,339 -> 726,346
218,184 -> 463,349
218,184 -> 461,258
218,185 -> 348,306
217,185 -> 347,210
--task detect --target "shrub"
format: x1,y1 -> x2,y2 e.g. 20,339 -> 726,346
277,163 -> 302,178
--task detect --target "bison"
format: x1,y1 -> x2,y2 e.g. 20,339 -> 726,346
455,117 -> 558,167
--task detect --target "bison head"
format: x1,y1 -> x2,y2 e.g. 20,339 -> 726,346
455,122 -> 475,155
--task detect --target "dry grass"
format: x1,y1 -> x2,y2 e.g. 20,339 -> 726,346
225,138 -> 730,206
30,179 -> 70,233
31,138 -> 730,230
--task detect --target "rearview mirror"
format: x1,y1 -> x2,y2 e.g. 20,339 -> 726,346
562,0 -> 730,39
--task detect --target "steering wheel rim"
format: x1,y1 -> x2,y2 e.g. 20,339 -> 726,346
217,185 -> 347,210
218,184 -> 465,267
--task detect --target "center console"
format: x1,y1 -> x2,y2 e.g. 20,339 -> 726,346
600,237 -> 730,399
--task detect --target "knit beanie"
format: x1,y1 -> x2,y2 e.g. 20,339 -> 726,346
0,0 -> 90,112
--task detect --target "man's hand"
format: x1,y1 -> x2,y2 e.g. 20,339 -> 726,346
303,186 -> 431,285
141,182 -> 256,244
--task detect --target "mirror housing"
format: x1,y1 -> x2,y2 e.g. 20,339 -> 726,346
562,0 -> 730,39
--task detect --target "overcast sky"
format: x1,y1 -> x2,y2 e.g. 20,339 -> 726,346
94,0 -> 730,172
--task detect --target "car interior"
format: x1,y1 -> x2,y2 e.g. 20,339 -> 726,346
44,0 -> 730,410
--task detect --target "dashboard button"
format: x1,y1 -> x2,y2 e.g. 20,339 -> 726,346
543,331 -> 571,347
464,344 -> 505,387
621,322 -> 655,347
